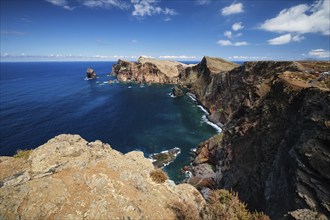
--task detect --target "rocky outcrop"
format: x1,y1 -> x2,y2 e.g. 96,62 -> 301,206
86,67 -> 97,79
189,61 -> 330,219
149,147 -> 181,168
111,56 -> 238,86
0,134 -> 205,219
172,86 -> 184,97
112,56 -> 190,84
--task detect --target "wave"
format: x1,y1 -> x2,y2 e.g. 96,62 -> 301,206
197,105 -> 210,115
201,115 -> 222,133
168,92 -> 175,98
187,92 -> 197,102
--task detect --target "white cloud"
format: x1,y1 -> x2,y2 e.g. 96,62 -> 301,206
292,35 -> 305,42
228,55 -> 269,60
260,0 -> 330,35
45,0 -> 74,10
267,34 -> 292,45
196,0 -> 210,5
232,22 -> 244,31
164,17 -> 171,22
131,0 -> 176,17
21,17 -> 32,23
217,40 -> 232,46
234,41 -> 248,46
131,39 -> 138,43
224,31 -> 232,39
217,40 -> 248,46
308,49 -> 330,58
159,55 -> 197,60
82,0 -> 129,9
267,33 -> 305,45
1,30 -> 26,35
221,3 -> 244,16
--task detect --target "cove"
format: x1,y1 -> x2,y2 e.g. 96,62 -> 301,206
0,62 -> 218,181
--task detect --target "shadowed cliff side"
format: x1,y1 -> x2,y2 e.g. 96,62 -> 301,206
190,61 -> 330,219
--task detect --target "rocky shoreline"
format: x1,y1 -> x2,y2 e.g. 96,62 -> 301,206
112,56 -> 330,219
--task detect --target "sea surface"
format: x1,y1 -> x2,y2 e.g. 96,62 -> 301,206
0,61 -> 219,181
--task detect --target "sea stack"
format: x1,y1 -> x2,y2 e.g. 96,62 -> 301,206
86,67 -> 97,79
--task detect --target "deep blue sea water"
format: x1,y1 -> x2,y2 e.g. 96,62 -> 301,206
0,61 -> 219,181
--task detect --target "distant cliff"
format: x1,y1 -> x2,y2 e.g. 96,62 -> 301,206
112,57 -> 330,219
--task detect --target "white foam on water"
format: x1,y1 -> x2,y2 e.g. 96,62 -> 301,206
187,92 -> 197,102
197,105 -> 209,115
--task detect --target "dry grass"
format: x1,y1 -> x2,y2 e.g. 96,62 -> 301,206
168,200 -> 201,220
13,149 -> 32,159
206,189 -> 270,220
168,189 -> 270,220
150,169 -> 168,184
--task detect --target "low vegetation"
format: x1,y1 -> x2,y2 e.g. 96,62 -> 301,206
169,189 -> 270,220
13,149 -> 32,159
150,169 -> 168,183
206,189 -> 269,220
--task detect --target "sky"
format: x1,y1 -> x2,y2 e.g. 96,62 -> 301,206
0,0 -> 329,62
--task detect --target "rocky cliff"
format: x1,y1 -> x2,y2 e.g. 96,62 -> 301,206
0,134 -> 205,219
112,57 -> 330,219
190,61 -> 330,219
112,56 -> 188,84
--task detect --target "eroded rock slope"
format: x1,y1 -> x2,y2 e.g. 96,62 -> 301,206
0,134 -> 204,219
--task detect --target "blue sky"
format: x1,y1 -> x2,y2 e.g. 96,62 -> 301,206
1,0 -> 329,61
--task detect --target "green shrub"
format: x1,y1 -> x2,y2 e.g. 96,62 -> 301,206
150,169 -> 168,183
13,149 -> 32,159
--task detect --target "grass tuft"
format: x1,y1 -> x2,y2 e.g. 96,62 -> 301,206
13,149 -> 32,159
150,169 -> 168,184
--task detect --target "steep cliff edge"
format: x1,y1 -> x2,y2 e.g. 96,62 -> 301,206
190,61 -> 330,219
0,134 -> 205,219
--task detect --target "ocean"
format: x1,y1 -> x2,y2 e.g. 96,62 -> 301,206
0,61 -> 218,181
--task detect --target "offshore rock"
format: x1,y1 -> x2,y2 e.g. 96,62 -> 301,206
172,86 -> 184,97
86,67 -> 97,79
149,147 -> 181,168
0,134 -> 205,220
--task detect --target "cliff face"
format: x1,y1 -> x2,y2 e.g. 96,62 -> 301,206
191,61 -> 330,219
112,56 -> 190,84
112,57 -> 330,218
0,134 -> 205,219
111,56 -> 238,87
